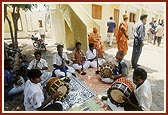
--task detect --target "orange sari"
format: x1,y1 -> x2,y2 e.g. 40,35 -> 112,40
116,21 -> 128,55
88,33 -> 104,58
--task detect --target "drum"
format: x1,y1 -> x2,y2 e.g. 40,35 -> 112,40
107,77 -> 134,107
100,62 -> 118,78
46,77 -> 69,101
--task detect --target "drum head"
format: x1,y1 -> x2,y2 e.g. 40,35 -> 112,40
57,85 -> 68,98
110,89 -> 125,103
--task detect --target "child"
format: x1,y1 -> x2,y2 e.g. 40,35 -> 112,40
24,69 -> 63,111
124,68 -> 152,111
27,51 -> 51,86
101,50 -> 128,83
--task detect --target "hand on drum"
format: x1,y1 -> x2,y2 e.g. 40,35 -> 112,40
51,91 -> 62,99
122,96 -> 131,104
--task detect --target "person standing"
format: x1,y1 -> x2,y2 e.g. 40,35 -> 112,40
107,17 -> 116,47
116,14 -> 129,56
154,22 -> 164,47
131,14 -> 148,69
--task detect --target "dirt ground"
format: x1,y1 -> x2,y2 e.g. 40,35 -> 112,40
3,37 -> 165,112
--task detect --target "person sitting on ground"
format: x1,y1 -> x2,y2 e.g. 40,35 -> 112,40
71,42 -> 90,75
52,44 -> 75,81
123,68 -> 152,111
24,69 -> 63,111
101,50 -> 128,83
4,59 -> 25,100
27,51 -> 50,86
86,43 -> 105,68
88,27 -> 105,58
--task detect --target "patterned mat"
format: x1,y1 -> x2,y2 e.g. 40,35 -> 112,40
62,75 -> 96,110
75,68 -> 112,94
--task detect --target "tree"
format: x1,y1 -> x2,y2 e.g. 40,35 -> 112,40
4,4 -> 37,48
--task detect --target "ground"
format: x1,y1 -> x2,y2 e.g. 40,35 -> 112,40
3,37 -> 165,112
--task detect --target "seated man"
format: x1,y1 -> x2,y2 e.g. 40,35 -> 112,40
86,43 -> 105,68
71,42 -> 90,75
4,59 -> 25,100
24,69 -> 63,111
123,68 -> 152,111
52,44 -> 75,80
101,50 -> 128,83
27,51 -> 51,86
102,68 -> 152,111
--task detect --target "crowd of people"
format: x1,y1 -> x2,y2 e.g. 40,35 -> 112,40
4,13 -> 164,111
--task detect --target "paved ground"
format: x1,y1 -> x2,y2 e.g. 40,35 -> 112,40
3,37 -> 165,111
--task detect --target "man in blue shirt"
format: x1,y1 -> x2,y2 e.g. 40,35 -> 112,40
107,17 -> 116,47
131,14 -> 148,69
4,59 -> 25,99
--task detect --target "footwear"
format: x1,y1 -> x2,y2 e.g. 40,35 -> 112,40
81,71 -> 87,75
101,96 -> 108,101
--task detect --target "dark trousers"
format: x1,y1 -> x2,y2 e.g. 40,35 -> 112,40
156,36 -> 162,46
131,38 -> 142,69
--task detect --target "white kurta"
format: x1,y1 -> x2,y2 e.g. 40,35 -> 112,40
52,52 -> 75,77
27,58 -> 50,86
134,79 -> 152,111
86,49 -> 105,68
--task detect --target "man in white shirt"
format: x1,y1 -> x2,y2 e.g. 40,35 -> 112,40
27,51 -> 51,86
86,43 -> 105,68
52,44 -> 75,79
24,69 -> 62,111
124,68 -> 152,111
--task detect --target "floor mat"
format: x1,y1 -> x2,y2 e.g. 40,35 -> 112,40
69,95 -> 111,111
62,75 -> 96,111
75,68 -> 112,94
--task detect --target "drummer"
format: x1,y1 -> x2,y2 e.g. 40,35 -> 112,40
24,69 -> 63,111
123,68 -> 152,111
101,50 -> 128,83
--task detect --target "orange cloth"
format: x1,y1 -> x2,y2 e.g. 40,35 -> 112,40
116,21 -> 128,55
88,33 -> 104,58
71,49 -> 86,65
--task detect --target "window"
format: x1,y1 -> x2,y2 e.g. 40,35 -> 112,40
129,13 -> 136,22
92,4 -> 102,19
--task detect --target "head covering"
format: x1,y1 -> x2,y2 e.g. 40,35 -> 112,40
93,27 -> 98,31
123,14 -> 128,19
140,14 -> 148,20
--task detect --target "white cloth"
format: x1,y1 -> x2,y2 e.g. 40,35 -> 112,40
40,72 -> 52,86
8,76 -> 25,96
101,77 -> 114,83
72,61 -> 90,70
24,80 -> 44,111
27,58 -> 48,73
155,25 -> 164,37
52,52 -> 75,77
52,52 -> 68,66
86,49 -> 105,68
107,98 -> 125,111
107,33 -> 114,46
53,66 -> 75,78
134,79 -> 152,111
